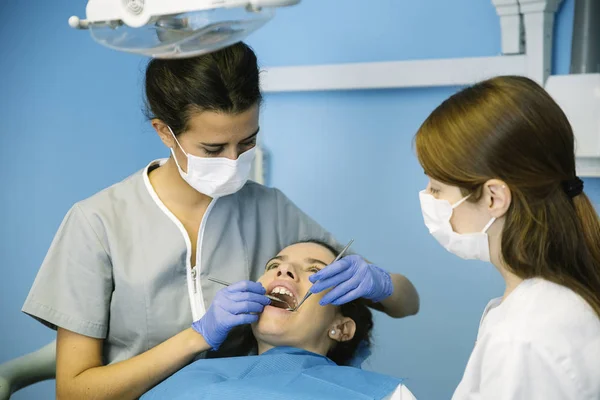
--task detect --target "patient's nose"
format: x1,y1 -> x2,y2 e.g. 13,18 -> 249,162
277,264 -> 296,280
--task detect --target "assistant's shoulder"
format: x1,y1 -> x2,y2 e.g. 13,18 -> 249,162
517,279 -> 599,333
497,278 -> 600,360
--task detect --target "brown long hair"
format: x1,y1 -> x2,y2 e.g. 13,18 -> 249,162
414,75 -> 600,318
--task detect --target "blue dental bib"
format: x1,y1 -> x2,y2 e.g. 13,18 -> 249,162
142,346 -> 403,400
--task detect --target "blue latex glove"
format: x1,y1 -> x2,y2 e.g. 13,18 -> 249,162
308,255 -> 393,306
192,281 -> 270,349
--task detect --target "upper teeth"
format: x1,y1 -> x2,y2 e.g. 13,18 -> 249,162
271,286 -> 294,297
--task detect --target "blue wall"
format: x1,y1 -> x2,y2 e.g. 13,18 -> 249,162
0,1 -> 598,399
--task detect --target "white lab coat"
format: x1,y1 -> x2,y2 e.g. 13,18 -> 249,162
453,278 -> 600,400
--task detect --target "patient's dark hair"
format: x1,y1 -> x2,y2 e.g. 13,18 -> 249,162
207,239 -> 374,366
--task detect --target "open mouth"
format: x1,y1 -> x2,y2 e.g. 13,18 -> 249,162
268,286 -> 298,310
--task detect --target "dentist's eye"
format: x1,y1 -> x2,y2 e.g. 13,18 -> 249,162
240,138 -> 257,148
202,147 -> 223,156
429,188 -> 440,195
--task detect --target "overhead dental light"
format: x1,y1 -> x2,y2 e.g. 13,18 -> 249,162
68,0 -> 300,58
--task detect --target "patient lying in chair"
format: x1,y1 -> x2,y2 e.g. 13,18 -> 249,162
142,240 -> 416,400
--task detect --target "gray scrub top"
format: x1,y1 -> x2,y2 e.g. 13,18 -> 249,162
22,159 -> 340,364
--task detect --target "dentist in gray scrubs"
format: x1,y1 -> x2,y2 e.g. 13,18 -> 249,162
22,42 -> 420,400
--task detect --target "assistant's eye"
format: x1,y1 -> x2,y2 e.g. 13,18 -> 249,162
429,187 -> 440,195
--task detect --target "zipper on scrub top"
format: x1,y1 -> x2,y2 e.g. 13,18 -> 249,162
191,266 -> 198,293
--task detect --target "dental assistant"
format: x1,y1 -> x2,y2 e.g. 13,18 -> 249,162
21,42 -> 419,400
415,76 -> 600,399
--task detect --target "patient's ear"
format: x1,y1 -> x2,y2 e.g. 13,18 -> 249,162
328,317 -> 356,342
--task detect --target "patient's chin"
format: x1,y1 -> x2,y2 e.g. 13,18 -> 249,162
255,307 -> 292,335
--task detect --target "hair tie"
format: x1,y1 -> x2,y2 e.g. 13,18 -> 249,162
561,177 -> 584,198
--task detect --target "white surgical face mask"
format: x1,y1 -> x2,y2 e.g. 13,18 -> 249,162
419,190 -> 496,262
169,127 -> 255,198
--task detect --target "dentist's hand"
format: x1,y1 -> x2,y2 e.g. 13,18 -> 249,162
309,255 -> 393,306
192,281 -> 270,349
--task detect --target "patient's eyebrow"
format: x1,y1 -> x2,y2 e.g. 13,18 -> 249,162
265,255 -> 287,267
304,258 -> 327,267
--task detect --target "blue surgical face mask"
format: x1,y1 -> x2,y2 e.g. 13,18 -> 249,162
419,190 -> 496,262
